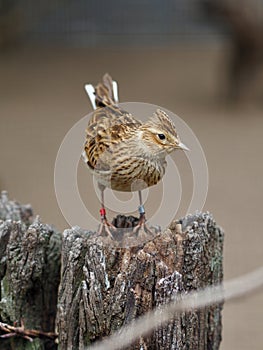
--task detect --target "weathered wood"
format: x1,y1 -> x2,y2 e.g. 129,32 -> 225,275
0,191 -> 224,349
57,213 -> 224,350
0,190 -> 33,224
0,192 -> 61,350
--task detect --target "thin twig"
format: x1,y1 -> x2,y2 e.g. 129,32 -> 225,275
0,320 -> 57,342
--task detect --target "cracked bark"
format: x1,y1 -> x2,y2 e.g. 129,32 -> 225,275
0,192 -> 61,350
57,214 -> 224,349
0,191 -> 224,350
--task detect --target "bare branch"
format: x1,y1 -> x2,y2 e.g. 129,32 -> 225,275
0,321 -> 57,342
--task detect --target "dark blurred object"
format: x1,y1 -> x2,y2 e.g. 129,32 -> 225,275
0,0 -> 65,50
0,0 -> 228,49
0,0 -> 23,48
203,0 -> 263,102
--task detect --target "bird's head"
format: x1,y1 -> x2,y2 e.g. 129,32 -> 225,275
139,109 -> 189,157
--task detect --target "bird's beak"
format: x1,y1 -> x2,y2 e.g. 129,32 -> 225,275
178,142 -> 190,151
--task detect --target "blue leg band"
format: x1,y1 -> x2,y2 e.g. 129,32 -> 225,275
138,205 -> 145,215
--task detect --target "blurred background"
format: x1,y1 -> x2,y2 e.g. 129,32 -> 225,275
0,0 -> 263,349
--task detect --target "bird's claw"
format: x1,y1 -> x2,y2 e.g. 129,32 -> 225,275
132,213 -> 154,237
98,218 -> 116,239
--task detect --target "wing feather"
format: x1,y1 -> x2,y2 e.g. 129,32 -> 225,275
84,105 -> 141,171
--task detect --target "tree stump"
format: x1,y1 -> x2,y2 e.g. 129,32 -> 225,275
57,214 -> 224,349
0,192 -> 61,350
0,191 -> 224,350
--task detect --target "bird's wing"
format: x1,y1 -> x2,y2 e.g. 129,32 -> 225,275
84,105 -> 141,171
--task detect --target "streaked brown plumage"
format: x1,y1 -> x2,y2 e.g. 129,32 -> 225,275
83,74 -> 188,234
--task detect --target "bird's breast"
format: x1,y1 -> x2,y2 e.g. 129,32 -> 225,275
93,151 -> 166,192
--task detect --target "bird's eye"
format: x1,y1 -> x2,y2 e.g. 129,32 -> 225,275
158,134 -> 166,140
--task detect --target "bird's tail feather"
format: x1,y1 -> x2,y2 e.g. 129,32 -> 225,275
84,73 -> 119,110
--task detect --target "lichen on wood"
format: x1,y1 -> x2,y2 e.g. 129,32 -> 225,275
0,191 -> 224,349
0,192 -> 61,350
57,213 -> 224,350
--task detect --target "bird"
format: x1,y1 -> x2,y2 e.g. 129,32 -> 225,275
82,73 -> 188,237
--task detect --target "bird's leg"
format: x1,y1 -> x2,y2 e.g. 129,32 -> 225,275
138,189 -> 146,226
133,190 -> 152,235
98,185 -> 116,238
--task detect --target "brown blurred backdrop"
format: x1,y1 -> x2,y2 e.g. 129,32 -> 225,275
1,1 -> 263,349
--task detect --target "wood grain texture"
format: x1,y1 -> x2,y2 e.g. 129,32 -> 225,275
0,192 -> 61,350
57,213 -> 224,350
0,192 -> 224,349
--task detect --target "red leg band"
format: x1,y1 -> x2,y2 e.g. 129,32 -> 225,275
100,208 -> 106,217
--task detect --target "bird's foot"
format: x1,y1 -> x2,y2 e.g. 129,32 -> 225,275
133,212 -> 154,238
98,209 -> 116,239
